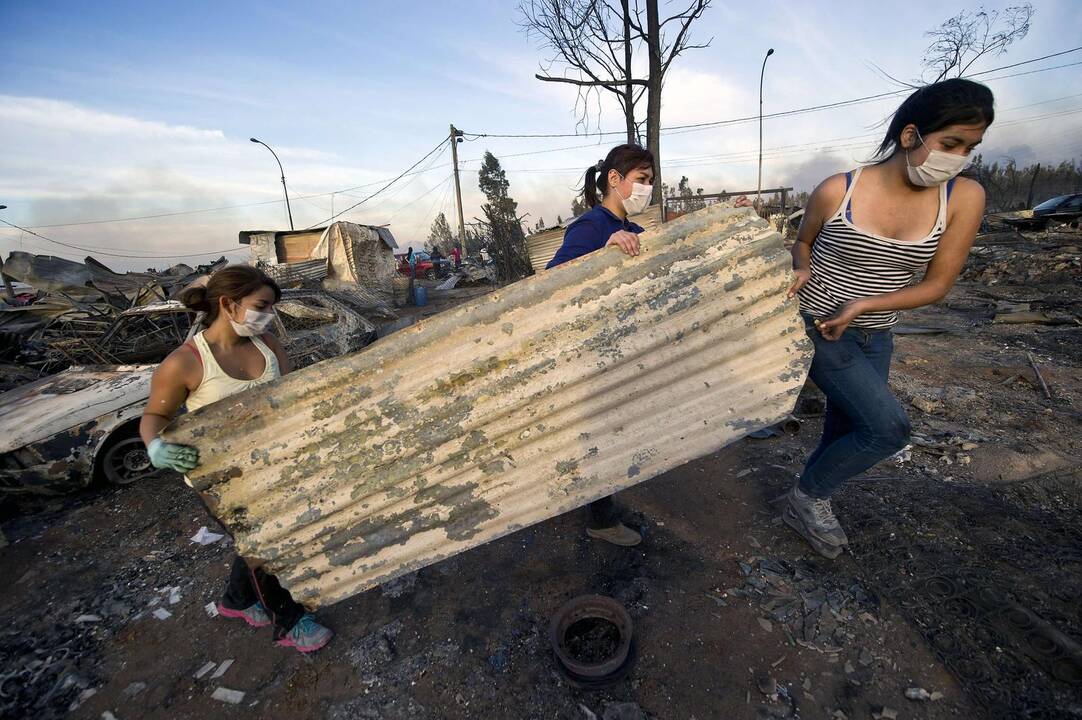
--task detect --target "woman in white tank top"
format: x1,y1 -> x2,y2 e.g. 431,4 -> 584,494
138,265 -> 333,654
781,79 -> 993,559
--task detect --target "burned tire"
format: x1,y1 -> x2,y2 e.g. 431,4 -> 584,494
100,436 -> 156,485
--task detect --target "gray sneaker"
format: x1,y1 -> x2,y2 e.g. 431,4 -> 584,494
783,487 -> 849,558
586,522 -> 643,547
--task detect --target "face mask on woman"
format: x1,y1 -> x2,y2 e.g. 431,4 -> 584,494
618,174 -> 653,215
906,130 -> 969,187
229,303 -> 275,337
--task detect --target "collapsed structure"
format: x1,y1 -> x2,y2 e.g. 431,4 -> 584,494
240,221 -> 399,302
164,205 -> 813,608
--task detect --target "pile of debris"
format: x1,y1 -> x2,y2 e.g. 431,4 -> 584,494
725,556 -> 879,655
0,252 -> 229,377
962,232 -> 1081,287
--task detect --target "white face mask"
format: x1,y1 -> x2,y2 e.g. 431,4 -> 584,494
228,305 -> 275,337
619,178 -> 653,215
906,130 -> 969,187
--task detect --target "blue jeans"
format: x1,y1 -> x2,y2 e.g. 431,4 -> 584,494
798,315 -> 910,499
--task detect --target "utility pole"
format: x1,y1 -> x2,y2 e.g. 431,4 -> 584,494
0,205 -> 13,301
449,124 -> 467,256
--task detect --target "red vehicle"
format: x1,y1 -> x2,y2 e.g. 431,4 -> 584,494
398,255 -> 436,279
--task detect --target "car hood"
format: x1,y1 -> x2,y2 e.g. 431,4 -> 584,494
0,365 -> 154,453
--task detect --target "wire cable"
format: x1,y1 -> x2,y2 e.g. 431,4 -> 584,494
303,138 -> 450,229
461,47 -> 1082,139
0,217 -> 247,260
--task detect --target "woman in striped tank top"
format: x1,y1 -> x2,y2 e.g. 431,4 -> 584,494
783,79 -> 993,558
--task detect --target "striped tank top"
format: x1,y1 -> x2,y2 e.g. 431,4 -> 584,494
798,167 -> 953,329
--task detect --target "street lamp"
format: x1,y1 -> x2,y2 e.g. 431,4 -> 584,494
250,137 -> 294,230
757,47 -> 775,209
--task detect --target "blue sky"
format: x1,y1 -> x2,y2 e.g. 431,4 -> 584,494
2,0 -> 1081,269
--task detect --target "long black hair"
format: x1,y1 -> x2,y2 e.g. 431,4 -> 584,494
582,144 -> 656,209
875,78 -> 995,159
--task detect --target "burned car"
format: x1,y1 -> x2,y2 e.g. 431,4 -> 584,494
0,365 -> 157,493
0,290 -> 378,495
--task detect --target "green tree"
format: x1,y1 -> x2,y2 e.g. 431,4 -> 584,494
478,152 -> 533,281
571,195 -> 588,218
427,212 -> 455,254
662,174 -> 707,215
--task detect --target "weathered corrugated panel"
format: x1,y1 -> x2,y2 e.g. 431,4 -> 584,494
525,228 -> 565,273
526,205 -> 663,272
265,259 -> 328,285
164,206 -> 812,608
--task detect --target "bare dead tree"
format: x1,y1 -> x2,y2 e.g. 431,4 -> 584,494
519,0 -> 646,142
922,4 -> 1034,82
519,0 -> 713,201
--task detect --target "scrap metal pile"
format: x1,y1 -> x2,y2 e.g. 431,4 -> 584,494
0,252 -> 229,380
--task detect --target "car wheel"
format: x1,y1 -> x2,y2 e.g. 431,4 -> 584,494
101,436 -> 157,485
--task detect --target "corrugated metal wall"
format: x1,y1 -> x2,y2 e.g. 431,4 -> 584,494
265,259 -> 328,286
164,205 -> 812,608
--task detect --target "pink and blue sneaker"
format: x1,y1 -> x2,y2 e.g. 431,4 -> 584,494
217,601 -> 272,628
275,614 -> 333,653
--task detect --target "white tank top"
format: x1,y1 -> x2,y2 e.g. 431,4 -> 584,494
184,330 -> 280,412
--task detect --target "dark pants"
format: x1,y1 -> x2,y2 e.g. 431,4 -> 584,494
221,556 -> 304,636
587,496 -> 621,529
798,316 -> 911,500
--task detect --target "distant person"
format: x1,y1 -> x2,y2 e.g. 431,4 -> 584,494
785,78 -> 993,558
451,245 -> 462,269
431,247 -> 443,261
544,143 -> 658,547
139,265 -> 333,653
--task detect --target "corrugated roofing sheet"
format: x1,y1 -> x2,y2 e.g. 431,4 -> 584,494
265,259 -> 328,286
164,206 -> 812,608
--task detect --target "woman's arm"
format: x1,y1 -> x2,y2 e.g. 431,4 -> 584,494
139,350 -> 198,446
139,348 -> 202,472
817,179 -> 985,340
261,332 -> 293,375
788,174 -> 846,297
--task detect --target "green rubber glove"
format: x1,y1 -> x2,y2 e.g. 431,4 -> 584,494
147,438 -> 200,473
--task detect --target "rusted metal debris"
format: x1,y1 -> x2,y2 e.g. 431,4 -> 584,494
164,205 -> 813,608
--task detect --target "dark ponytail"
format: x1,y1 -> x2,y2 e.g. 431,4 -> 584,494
875,78 -> 995,159
179,264 -> 281,323
582,143 -> 656,209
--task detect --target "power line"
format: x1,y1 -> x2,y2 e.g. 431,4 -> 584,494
303,138 -> 450,229
965,46 -> 1082,76
18,163 -> 453,230
450,93 -> 1082,171
0,217 -> 246,260
489,105 -> 1082,175
9,48 -> 1081,232
461,47 -> 1082,139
